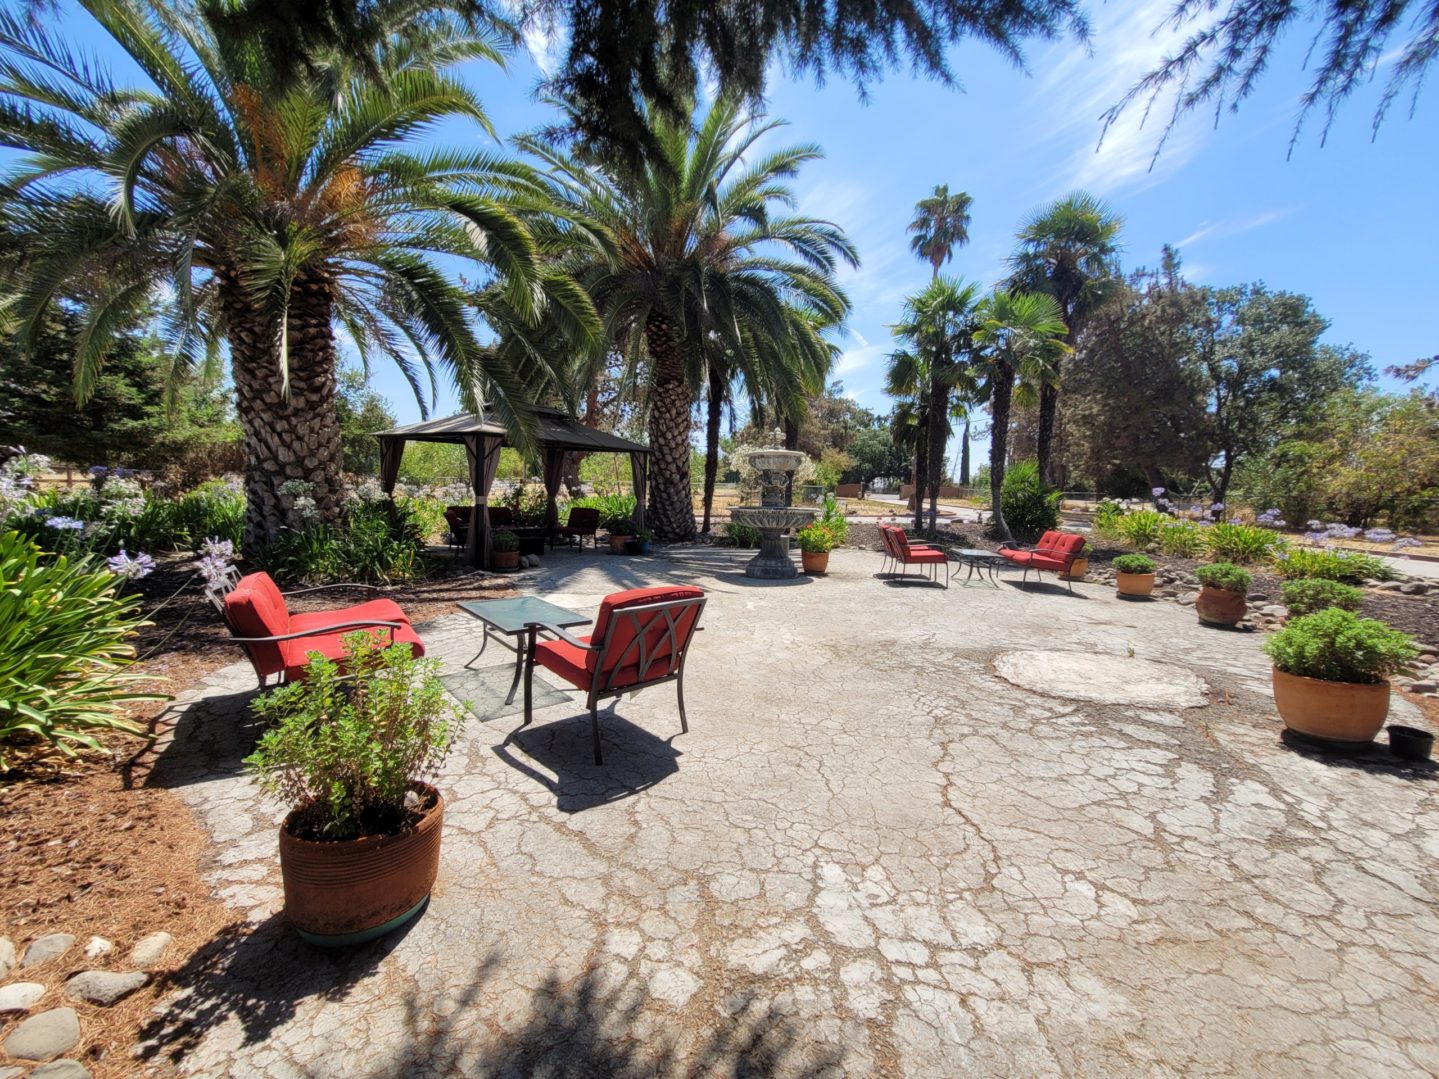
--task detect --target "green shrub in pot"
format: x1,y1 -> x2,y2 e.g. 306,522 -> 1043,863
491,529 -> 520,553
1263,610 -> 1416,686
1112,554 -> 1155,575
1194,563 -> 1252,593
1281,578 -> 1365,616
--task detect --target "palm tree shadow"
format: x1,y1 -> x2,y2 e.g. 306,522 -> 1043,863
125,687 -> 264,790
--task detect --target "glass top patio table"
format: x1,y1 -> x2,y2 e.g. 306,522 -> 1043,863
952,548 -> 1006,562
456,597 -> 590,635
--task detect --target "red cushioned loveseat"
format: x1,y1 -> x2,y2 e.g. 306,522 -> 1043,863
998,530 -> 1087,593
221,572 -> 426,687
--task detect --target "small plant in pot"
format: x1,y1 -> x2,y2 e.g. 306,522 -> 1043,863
1262,609 -> 1418,745
796,521 -> 837,574
624,527 -> 653,556
605,515 -> 637,554
1280,578 -> 1364,617
1112,554 -> 1156,598
245,633 -> 465,946
491,528 -> 520,570
1194,562 -> 1251,627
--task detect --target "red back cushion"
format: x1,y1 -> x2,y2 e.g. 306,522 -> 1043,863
1052,532 -> 1086,557
224,575 -> 292,676
593,586 -> 705,685
878,526 -> 897,557
1036,531 -> 1063,552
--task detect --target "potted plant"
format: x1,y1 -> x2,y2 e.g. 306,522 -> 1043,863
244,633 -> 465,946
624,527 -> 653,556
796,521 -> 836,574
1112,553 -> 1156,598
1062,552 -> 1089,581
1194,562 -> 1251,627
605,515 -> 637,554
491,528 -> 520,569
1262,609 -> 1418,744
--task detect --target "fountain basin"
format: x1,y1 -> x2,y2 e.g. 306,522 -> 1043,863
746,450 -> 807,473
729,506 -> 817,532
731,505 -> 816,579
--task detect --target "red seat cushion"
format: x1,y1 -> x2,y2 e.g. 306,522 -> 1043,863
280,624 -> 427,682
1029,555 -> 1068,571
900,549 -> 947,564
289,598 -> 412,634
1001,550 -> 1036,566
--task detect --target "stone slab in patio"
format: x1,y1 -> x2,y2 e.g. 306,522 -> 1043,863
136,547 -> 1439,1077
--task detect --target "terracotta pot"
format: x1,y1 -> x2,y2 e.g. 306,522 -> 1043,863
801,550 -> 830,574
1196,585 -> 1247,626
1115,571 -> 1155,597
279,783 -> 443,947
1061,557 -> 1089,581
608,534 -> 633,554
492,550 -> 519,570
1271,668 -> 1390,744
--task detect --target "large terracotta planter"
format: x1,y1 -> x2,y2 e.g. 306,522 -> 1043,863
801,550 -> 830,574
492,550 -> 519,570
1115,571 -> 1155,597
1271,668 -> 1390,744
279,783 -> 443,947
1061,557 -> 1089,581
608,534 -> 633,554
1196,585 -> 1247,626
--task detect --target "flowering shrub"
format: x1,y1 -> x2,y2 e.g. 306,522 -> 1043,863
796,522 -> 839,553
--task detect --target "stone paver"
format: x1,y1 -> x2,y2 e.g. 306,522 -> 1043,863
139,548 -> 1439,1078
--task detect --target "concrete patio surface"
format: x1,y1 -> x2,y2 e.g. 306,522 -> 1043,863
139,547 -> 1439,1077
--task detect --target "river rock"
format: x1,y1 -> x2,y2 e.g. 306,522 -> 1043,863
3,1007 -> 81,1060
0,1066 -> 25,1079
65,970 -> 148,1006
0,981 -> 46,1013
1260,605 -> 1288,618
31,1062 -> 93,1079
1408,680 -> 1437,694
128,932 -> 172,970
1177,592 -> 1197,605
82,937 -> 113,961
22,934 -> 76,968
0,937 -> 15,979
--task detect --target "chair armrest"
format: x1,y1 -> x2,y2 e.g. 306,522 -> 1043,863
227,620 -> 403,643
280,583 -> 383,597
523,620 -> 595,650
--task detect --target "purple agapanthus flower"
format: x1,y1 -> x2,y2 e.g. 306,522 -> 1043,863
1364,528 -> 1396,543
87,465 -> 109,476
1209,502 -> 1225,513
108,549 -> 155,580
200,536 -> 235,561
1392,537 -> 1423,551
44,515 -> 85,530
1189,503 -> 1203,515
1151,487 -> 1166,497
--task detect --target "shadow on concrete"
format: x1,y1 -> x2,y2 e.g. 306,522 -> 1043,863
136,911 -> 429,1066
302,963 -> 846,1078
1279,729 -> 1438,781
125,687 -> 263,791
998,579 -> 1091,599
493,710 -> 682,812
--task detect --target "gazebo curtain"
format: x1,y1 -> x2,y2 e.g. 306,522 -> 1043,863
629,452 -> 648,532
464,433 -> 504,567
378,437 -> 404,495
542,447 -> 566,532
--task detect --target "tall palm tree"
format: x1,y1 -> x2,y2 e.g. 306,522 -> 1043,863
0,0 -> 595,552
524,97 -> 855,541
973,291 -> 1070,541
891,276 -> 982,532
906,184 -> 974,511
1008,192 -> 1123,487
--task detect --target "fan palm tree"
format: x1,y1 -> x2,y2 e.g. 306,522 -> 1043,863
1008,192 -> 1123,486
523,96 -> 855,541
0,0 -> 596,552
891,276 -> 982,531
973,291 -> 1070,541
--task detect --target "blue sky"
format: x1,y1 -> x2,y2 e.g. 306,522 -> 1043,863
11,1 -> 1439,470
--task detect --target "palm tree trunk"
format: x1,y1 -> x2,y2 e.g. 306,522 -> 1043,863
643,313 -> 696,542
701,366 -> 724,533
960,419 -> 971,485
926,373 -> 948,533
912,427 -> 927,532
221,272 -> 344,555
988,362 -> 1014,542
1036,382 -> 1057,487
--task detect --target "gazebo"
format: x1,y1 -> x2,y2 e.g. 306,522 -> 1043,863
374,407 -> 650,568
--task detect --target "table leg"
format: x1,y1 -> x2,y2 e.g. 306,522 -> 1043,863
505,633 -> 525,705
464,624 -> 494,670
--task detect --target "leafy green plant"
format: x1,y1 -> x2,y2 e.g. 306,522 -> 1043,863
819,494 -> 850,545
1263,609 -> 1417,684
1158,520 -> 1206,557
1195,562 -> 1252,592
0,531 -> 157,768
1274,548 -> 1394,583
604,515 -> 638,535
338,500 -> 427,583
1093,499 -> 1126,538
1000,461 -> 1060,541
1112,553 -> 1156,574
491,529 -> 520,553
244,633 -> 464,840
1116,510 -> 1166,549
724,522 -> 761,548
1203,522 -> 1283,563
567,493 -> 637,524
1281,578 -> 1365,616
796,522 -> 837,553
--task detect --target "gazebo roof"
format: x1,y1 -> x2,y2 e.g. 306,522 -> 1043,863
374,407 -> 649,454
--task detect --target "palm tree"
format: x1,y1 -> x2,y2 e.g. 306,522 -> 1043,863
891,277 -> 982,532
973,291 -> 1070,541
906,185 -> 974,511
1008,192 -> 1123,487
0,1 -> 594,552
524,97 -> 855,541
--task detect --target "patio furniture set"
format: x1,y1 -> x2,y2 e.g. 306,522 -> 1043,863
444,505 -> 602,556
879,525 -> 1087,592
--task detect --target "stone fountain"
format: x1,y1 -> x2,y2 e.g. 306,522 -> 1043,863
730,447 -> 816,579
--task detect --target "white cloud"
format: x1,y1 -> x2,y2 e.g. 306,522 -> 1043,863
520,18 -> 566,77
835,342 -> 887,378
1176,208 -> 1293,249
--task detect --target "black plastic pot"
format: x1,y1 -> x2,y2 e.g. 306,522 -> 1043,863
1387,725 -> 1435,761
624,540 -> 650,555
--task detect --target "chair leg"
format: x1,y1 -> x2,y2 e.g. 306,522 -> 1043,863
522,627 -> 536,727
676,672 -> 689,734
590,699 -> 603,765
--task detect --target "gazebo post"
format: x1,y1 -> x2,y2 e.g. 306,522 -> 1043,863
629,451 -> 649,533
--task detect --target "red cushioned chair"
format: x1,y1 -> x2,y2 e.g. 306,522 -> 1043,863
220,572 -> 426,687
877,524 -> 940,577
998,530 -> 1087,593
880,525 -> 949,588
550,506 -> 601,552
521,586 -> 707,764
444,505 -> 472,553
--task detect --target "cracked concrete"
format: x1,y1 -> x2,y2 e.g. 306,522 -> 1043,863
137,547 -> 1439,1077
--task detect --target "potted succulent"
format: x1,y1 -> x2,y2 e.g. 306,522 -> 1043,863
624,527 -> 653,556
796,521 -> 836,574
1194,562 -> 1251,627
605,515 -> 637,553
244,633 -> 465,946
491,528 -> 520,570
1262,609 -> 1418,744
1112,553 -> 1156,598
